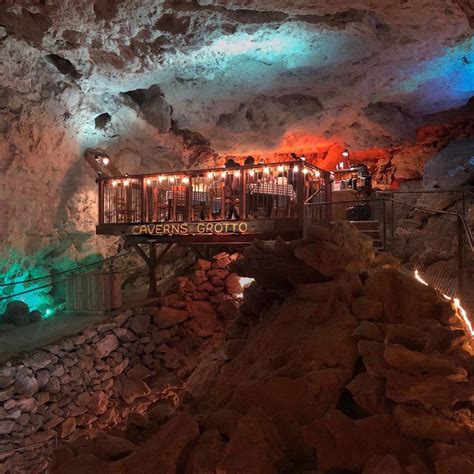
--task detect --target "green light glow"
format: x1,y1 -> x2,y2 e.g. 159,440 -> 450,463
0,249 -> 104,319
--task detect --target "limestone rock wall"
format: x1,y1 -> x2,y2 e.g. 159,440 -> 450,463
48,224 -> 474,473
0,252 -> 242,474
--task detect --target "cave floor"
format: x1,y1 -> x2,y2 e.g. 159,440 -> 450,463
0,313 -> 105,363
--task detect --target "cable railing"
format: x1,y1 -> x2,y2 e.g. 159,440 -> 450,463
304,191 -> 473,301
0,250 -> 135,304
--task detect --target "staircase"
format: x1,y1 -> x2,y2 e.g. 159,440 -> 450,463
349,220 -> 384,250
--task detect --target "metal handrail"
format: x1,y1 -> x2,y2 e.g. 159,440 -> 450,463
304,196 -> 473,252
304,187 -> 324,204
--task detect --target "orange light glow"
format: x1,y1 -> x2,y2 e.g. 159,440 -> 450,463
414,270 -> 473,337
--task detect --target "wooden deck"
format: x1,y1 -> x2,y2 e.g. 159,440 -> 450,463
95,160 -> 330,245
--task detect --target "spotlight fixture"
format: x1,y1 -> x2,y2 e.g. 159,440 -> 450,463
342,149 -> 349,157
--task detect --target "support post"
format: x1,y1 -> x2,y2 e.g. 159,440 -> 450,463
457,216 -> 464,299
148,242 -> 157,298
98,179 -> 105,225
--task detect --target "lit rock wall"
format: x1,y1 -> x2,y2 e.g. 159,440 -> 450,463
0,1 -> 472,286
0,253 -> 242,473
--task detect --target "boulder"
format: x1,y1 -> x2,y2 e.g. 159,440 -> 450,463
215,410 -> 286,473
116,413 -> 199,473
95,334 -> 119,358
364,268 -> 451,326
92,435 -> 136,461
347,373 -> 389,414
383,343 -> 467,379
87,391 -> 109,416
423,139 -> 474,189
149,306 -> 188,328
3,300 -> 30,326
393,404 -> 473,442
303,410 -> 411,471
29,310 -> 42,323
121,379 -> 151,404
14,372 -> 39,396
129,314 -> 150,335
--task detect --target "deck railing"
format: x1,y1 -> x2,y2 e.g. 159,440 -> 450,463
98,160 -> 331,226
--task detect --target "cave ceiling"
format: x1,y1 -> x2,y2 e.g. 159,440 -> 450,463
0,0 -> 473,155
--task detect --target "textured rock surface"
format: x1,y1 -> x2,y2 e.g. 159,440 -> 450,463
0,252 -> 242,473
47,223 -> 474,474
0,0 -> 473,269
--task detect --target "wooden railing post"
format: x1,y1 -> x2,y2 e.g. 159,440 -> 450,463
296,167 -> 305,221
140,177 -> 146,223
98,179 -> 105,225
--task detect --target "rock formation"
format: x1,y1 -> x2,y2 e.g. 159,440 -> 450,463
47,223 -> 474,474
0,1 -> 473,283
0,252 -> 243,473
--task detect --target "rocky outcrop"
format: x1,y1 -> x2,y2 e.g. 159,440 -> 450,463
0,252 -> 242,473
49,222 -> 474,474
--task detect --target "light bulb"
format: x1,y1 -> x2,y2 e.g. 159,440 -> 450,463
342,149 -> 349,157
235,170 -> 241,177
263,167 -> 270,174
302,168 -> 309,175
124,179 -> 130,186
146,178 -> 151,185
315,170 -> 321,177
169,176 -> 175,183
158,176 -> 164,183
207,171 -> 214,179
221,171 -> 226,178
249,169 -> 255,176
277,165 -> 284,172
102,157 -> 110,166
293,165 -> 299,172
339,161 -> 344,169
111,180 -> 118,187
182,177 -> 189,184
300,155 -> 306,161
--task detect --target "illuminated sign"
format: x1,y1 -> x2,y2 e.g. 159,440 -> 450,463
131,221 -> 249,236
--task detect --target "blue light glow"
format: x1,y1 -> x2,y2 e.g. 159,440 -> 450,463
396,37 -> 474,112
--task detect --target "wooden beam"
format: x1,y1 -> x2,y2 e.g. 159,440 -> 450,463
133,244 -> 150,266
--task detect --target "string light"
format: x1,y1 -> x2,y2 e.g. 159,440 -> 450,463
315,170 -> 321,177
414,270 -> 473,336
111,180 -> 118,187
221,171 -> 227,178
207,171 -> 214,179
302,168 -> 309,175
158,176 -> 165,183
277,165 -> 284,172
235,170 -> 241,177
169,176 -> 175,183
263,167 -> 270,174
146,178 -> 152,185
124,179 -> 130,186
293,165 -> 299,172
182,177 -> 190,184
249,169 -> 255,176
